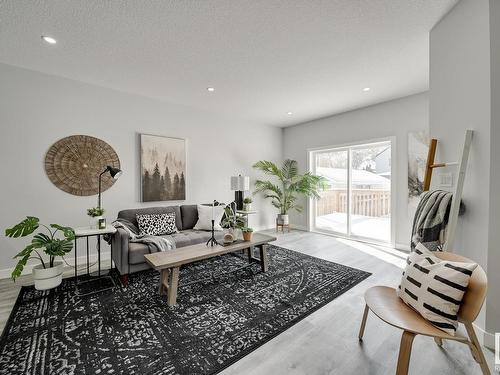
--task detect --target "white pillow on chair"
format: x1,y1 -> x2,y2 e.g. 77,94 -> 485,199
397,243 -> 477,335
193,204 -> 225,231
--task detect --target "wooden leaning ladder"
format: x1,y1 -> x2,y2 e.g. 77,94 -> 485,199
422,129 -> 473,251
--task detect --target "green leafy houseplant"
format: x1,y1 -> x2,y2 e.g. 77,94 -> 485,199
243,197 -> 252,204
253,159 -> 327,223
242,227 -> 253,233
221,205 -> 245,229
87,207 -> 105,217
5,217 -> 75,281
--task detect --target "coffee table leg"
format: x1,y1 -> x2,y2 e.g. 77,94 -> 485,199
167,267 -> 180,306
159,269 -> 170,295
247,247 -> 253,263
259,244 -> 269,272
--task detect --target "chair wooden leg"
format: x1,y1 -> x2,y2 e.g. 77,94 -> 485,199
396,331 -> 415,375
434,337 -> 443,347
464,322 -> 491,375
358,304 -> 369,341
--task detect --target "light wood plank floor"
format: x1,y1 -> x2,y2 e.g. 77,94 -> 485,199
0,230 -> 495,374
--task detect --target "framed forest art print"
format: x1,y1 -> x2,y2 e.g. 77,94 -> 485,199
140,134 -> 186,202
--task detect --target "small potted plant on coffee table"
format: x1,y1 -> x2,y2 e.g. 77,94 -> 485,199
243,197 -> 253,211
87,207 -> 105,229
242,227 -> 254,241
5,216 -> 75,290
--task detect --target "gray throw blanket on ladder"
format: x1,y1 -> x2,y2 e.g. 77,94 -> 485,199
411,190 -> 453,252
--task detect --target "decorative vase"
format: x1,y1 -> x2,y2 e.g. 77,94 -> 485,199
90,216 -> 102,229
277,214 -> 289,225
243,203 -> 252,211
243,231 -> 253,241
32,261 -> 64,290
223,228 -> 235,244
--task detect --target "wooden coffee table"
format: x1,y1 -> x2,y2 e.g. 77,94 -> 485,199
144,233 -> 277,306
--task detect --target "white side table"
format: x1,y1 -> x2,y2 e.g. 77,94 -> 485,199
236,210 -> 258,227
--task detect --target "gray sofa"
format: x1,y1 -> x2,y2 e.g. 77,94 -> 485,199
111,205 -> 224,280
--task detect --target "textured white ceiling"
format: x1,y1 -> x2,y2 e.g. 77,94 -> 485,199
0,0 -> 458,127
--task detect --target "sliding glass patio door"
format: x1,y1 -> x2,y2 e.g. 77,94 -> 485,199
314,149 -> 349,235
310,140 -> 392,244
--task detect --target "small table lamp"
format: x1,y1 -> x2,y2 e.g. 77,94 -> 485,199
230,175 -> 250,210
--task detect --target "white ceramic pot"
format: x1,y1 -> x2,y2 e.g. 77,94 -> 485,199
277,214 -> 289,225
243,203 -> 252,211
32,261 -> 64,290
90,216 -> 103,229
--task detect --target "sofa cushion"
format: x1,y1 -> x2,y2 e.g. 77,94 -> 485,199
397,243 -> 477,335
181,203 -> 227,230
171,230 -> 224,248
193,204 -> 225,231
180,205 -> 198,230
128,230 -> 225,265
136,213 -> 177,236
118,206 -> 182,231
128,242 -> 151,265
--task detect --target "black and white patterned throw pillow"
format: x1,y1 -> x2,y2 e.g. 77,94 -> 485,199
397,243 -> 477,335
136,213 -> 177,236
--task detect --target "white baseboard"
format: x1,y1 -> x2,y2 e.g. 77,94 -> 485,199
0,252 -> 111,280
473,323 -> 496,350
395,242 -> 411,252
289,224 -> 308,231
254,225 -> 275,232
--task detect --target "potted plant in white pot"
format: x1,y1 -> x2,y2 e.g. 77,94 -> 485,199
243,197 -> 253,211
87,207 -> 105,229
253,159 -> 327,226
5,216 -> 75,290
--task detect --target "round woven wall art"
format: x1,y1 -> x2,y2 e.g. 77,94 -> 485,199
45,135 -> 121,196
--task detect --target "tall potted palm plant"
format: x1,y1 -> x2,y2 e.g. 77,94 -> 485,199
253,159 -> 327,225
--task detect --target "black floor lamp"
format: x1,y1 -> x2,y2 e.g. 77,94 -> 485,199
98,165 -> 122,209
97,166 -> 122,225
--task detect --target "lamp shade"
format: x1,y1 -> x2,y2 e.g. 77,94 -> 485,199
107,166 -> 122,179
230,175 -> 250,191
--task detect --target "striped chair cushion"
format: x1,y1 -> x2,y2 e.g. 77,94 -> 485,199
397,243 -> 477,335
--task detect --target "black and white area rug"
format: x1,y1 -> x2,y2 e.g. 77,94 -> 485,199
0,245 -> 370,375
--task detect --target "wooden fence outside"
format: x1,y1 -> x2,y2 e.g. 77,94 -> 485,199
316,189 -> 391,218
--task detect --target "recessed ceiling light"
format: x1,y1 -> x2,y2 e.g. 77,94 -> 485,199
207,87 -> 215,92
362,87 -> 371,92
287,112 -> 293,115
41,35 -> 57,44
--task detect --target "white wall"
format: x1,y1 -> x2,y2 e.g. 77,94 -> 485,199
0,63 -> 282,275
430,0 -> 497,347
283,92 -> 429,248
487,0 -> 500,343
